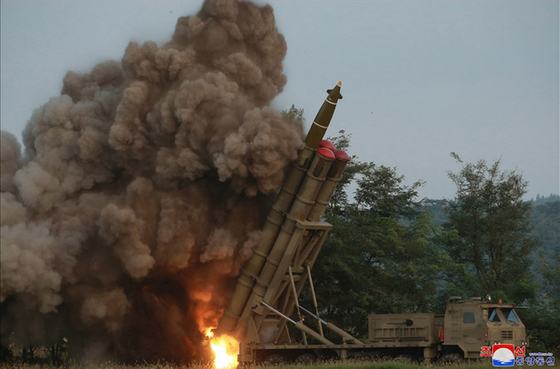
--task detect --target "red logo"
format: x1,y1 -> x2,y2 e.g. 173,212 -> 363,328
480,345 -> 526,358
481,346 -> 492,357
492,344 -> 515,367
515,346 -> 526,357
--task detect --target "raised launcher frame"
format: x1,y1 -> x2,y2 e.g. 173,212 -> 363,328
235,146 -> 362,364
215,83 -> 358,363
246,219 -> 332,346
239,216 -> 370,365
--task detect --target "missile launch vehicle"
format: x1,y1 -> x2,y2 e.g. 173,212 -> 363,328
215,83 -> 528,365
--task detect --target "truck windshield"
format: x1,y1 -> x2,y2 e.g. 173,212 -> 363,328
488,308 -> 501,322
502,308 -> 519,323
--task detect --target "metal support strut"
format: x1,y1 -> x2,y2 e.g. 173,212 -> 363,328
260,302 -> 334,345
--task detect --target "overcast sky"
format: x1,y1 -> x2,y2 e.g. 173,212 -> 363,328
1,1 -> 558,200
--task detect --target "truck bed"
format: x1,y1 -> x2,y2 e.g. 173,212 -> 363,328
368,313 -> 444,348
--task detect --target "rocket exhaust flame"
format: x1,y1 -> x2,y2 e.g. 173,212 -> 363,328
211,337 -> 239,369
206,329 -> 239,369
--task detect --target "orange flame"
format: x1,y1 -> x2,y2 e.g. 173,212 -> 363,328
206,328 -> 238,369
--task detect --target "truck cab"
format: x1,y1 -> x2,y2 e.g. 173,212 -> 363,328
443,296 -> 528,359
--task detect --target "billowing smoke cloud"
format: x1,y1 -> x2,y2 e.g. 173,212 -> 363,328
0,0 -> 303,363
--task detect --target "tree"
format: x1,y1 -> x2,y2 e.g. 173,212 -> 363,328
531,200 -> 560,267
441,153 -> 539,303
281,104 -> 304,125
324,130 -> 370,217
538,253 -> 560,355
305,133 -> 450,337
520,252 -> 560,358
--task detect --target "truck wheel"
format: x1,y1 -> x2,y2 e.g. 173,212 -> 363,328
295,353 -> 316,364
263,353 -> 287,365
393,354 -> 418,364
438,352 -> 463,364
348,350 -> 379,361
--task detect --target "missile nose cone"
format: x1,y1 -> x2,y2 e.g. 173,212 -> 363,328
305,82 -> 344,148
326,82 -> 343,102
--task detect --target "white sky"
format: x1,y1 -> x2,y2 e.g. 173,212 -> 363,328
1,1 -> 558,200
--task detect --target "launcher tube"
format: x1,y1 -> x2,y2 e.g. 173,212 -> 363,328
217,83 -> 343,337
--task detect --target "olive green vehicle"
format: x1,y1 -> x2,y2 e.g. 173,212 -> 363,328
367,296 -> 528,363
233,296 -> 528,365
215,84 -> 528,365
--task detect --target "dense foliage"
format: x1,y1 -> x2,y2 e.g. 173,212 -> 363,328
307,132 -> 450,338
439,153 -> 540,304
305,132 -> 558,355
530,199 -> 560,265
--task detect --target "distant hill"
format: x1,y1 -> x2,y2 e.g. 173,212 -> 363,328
530,199 -> 560,265
532,194 -> 560,206
422,195 -> 560,283
421,199 -> 449,227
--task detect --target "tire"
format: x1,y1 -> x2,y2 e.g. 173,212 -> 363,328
437,352 -> 463,364
348,350 -> 379,361
263,353 -> 288,366
295,353 -> 317,364
392,354 -> 418,364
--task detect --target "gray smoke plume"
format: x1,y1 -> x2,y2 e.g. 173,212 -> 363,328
0,0 -> 303,363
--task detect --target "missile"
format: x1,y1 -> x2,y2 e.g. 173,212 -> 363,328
305,81 -> 343,149
216,83 -> 343,337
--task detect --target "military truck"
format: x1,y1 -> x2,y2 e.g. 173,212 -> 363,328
367,296 -> 528,363
213,84 -> 528,365
232,295 -> 528,365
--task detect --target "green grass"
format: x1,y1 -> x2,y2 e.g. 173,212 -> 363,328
258,360 -> 497,369
6,354 -> 551,369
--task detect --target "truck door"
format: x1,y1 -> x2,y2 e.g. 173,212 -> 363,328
458,306 -> 486,357
444,303 -> 486,358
